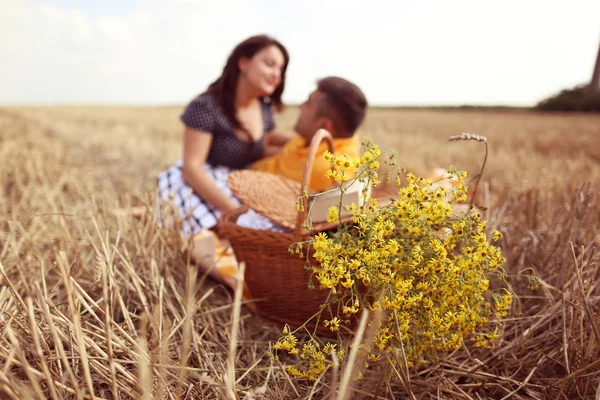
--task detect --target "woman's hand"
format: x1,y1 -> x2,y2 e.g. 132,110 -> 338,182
181,127 -> 239,212
263,144 -> 284,157
265,130 -> 290,147
263,130 -> 289,157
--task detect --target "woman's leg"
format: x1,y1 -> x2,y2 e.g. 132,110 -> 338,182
188,230 -> 222,281
188,230 -> 253,309
158,162 -> 243,285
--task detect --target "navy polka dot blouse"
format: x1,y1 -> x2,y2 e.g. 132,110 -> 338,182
181,93 -> 276,169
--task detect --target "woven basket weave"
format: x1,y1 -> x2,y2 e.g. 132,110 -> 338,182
218,129 -> 354,333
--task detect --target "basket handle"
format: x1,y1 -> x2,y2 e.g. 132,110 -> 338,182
295,129 -> 335,235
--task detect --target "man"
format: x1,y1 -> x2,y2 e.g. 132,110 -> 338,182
252,76 -> 368,191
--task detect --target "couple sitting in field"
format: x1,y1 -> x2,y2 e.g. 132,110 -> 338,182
156,35 -> 367,287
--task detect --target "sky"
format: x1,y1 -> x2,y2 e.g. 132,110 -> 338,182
1,0 -> 599,106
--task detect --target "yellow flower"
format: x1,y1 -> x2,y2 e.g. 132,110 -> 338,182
382,220 -> 396,235
385,239 -> 399,255
345,202 -> 358,214
492,230 -> 503,242
323,342 -> 337,355
313,232 -> 329,250
422,297 -> 433,309
287,366 -> 303,377
326,169 -> 337,182
324,317 -> 341,332
495,291 -> 513,317
361,151 -> 373,164
341,274 -> 355,288
327,205 -> 340,223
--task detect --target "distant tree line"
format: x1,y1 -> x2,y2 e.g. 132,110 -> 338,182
535,84 -> 600,113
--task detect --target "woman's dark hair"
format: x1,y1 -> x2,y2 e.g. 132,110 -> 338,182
206,35 -> 289,137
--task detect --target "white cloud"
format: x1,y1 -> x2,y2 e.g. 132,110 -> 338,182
0,0 -> 267,104
0,0 -> 599,105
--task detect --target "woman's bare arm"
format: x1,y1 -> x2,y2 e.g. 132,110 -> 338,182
181,127 -> 239,213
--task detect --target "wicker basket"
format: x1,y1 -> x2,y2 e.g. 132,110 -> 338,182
218,129 -> 356,333
219,205 -> 334,331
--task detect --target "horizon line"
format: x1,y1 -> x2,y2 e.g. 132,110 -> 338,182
0,102 -> 533,109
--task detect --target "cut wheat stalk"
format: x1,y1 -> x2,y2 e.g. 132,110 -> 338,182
26,296 -> 60,400
337,309 -> 370,400
224,261 -> 246,399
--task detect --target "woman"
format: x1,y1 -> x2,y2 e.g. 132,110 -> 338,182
157,35 -> 290,238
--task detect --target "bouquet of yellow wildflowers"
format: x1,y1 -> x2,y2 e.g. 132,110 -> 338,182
271,137 -> 513,382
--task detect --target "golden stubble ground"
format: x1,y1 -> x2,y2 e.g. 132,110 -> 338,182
1,106 -> 599,399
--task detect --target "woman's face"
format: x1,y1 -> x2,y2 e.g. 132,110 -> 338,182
239,45 -> 286,96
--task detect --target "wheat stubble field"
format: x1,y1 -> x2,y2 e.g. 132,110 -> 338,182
1,106 -> 599,399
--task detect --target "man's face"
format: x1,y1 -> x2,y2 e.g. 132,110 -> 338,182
294,90 -> 325,142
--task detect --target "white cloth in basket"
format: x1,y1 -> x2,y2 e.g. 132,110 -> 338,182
236,208 -> 290,233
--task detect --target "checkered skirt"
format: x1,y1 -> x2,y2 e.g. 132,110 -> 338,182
156,160 -> 241,236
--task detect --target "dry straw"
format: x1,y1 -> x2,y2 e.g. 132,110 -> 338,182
449,132 -> 488,209
0,108 -> 599,399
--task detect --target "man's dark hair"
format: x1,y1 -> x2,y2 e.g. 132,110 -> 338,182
316,77 -> 368,138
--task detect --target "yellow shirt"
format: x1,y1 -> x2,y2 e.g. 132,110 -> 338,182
250,134 -> 360,192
